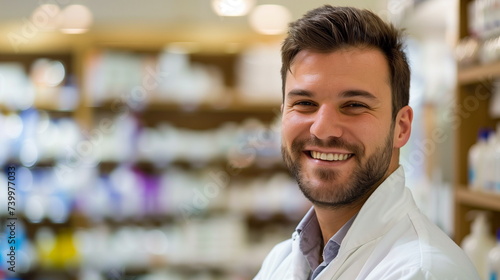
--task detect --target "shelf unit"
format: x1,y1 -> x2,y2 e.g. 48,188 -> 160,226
453,0 -> 500,244
0,38 -> 303,280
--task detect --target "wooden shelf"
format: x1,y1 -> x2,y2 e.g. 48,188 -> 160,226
455,188 -> 500,212
91,99 -> 281,129
0,104 -> 12,114
0,104 -> 74,118
77,211 -> 300,228
98,159 -> 286,176
92,98 -> 281,114
34,102 -> 75,113
5,159 -> 57,168
457,61 -> 500,85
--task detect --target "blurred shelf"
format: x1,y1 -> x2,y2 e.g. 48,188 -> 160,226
98,159 -> 286,175
0,52 -> 73,68
91,99 -> 281,129
143,99 -> 280,113
455,187 -> 500,212
72,211 -> 300,229
137,109 -> 279,129
15,267 -> 78,280
91,97 -> 280,112
7,211 -> 300,234
34,104 -> 75,114
457,61 -> 500,85
0,104 -> 13,114
5,157 -> 286,174
2,159 -> 57,168
0,104 -> 75,116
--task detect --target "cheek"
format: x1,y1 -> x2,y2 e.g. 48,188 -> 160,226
280,121 -> 294,147
349,117 -> 390,149
281,114 -> 309,143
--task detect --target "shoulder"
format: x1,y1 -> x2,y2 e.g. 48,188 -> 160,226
373,209 -> 480,280
412,210 -> 479,278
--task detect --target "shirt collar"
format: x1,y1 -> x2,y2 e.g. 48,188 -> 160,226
296,206 -> 317,235
296,207 -> 322,271
296,207 -> 358,271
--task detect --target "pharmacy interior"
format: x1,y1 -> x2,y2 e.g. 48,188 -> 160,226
0,0 -> 499,279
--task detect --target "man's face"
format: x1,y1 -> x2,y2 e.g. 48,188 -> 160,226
281,47 -> 409,208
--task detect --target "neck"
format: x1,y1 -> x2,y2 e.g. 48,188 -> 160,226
314,169 -> 388,246
314,198 -> 366,247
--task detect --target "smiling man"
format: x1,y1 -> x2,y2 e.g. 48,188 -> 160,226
254,5 -> 479,280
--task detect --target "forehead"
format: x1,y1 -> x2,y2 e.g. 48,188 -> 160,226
285,47 -> 391,98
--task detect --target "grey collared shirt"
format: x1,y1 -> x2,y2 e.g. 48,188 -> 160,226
296,207 -> 357,280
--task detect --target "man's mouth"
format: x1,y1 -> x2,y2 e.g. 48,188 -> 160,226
309,151 -> 354,162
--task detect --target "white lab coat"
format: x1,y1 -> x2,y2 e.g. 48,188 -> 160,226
254,167 -> 480,280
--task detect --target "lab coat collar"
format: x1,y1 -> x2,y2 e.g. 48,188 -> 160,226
319,166 -> 413,278
340,166 -> 410,252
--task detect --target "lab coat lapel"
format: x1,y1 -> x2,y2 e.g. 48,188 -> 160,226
288,231 -> 311,280
316,167 -> 411,279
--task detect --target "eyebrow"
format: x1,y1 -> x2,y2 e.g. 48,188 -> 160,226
286,89 -> 379,101
339,90 -> 378,101
286,89 -> 313,99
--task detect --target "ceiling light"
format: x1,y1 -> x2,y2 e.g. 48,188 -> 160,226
59,4 -> 93,34
249,4 -> 291,35
211,0 -> 255,17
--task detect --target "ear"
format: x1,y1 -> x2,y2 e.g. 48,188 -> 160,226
393,105 -> 413,148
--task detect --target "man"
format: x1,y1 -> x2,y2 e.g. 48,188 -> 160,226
254,5 -> 479,280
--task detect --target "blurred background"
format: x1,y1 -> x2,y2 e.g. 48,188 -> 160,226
1,0 -> 500,280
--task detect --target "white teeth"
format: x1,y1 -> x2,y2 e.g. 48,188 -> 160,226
311,151 -> 351,161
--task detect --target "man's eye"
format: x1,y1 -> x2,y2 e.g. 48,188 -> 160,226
294,101 -> 315,106
345,102 -> 368,108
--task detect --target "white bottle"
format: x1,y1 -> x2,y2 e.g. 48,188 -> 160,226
461,211 -> 496,279
484,130 -> 497,192
469,129 -> 492,191
493,123 -> 500,193
487,229 -> 500,280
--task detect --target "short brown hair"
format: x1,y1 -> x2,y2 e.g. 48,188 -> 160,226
281,5 -> 410,120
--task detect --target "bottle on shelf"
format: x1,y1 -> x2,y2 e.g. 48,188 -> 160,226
491,80 -> 500,119
468,128 -> 493,191
461,211 -> 496,279
484,129 -> 498,192
491,123 -> 500,193
487,229 -> 500,280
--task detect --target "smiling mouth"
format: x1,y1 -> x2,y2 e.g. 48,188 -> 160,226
308,151 -> 354,162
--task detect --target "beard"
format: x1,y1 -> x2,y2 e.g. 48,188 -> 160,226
281,126 -> 394,209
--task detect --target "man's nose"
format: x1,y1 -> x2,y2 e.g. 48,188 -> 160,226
309,105 -> 344,140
